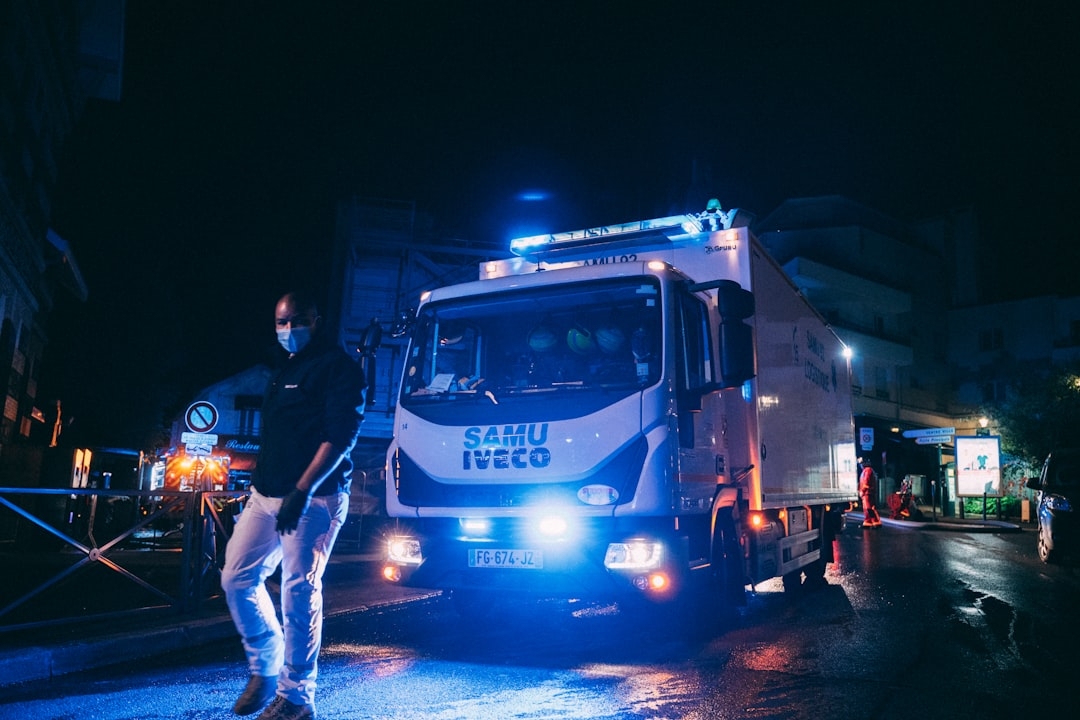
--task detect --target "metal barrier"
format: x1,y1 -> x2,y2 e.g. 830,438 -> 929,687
0,486 -> 248,633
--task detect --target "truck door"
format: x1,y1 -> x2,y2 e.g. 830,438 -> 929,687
674,285 -> 720,512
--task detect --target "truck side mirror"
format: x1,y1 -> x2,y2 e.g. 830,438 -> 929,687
716,280 -> 755,388
1025,476 -> 1042,491
358,317 -> 382,356
358,318 -> 382,406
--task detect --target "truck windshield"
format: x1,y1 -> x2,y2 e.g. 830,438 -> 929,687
400,277 -> 662,405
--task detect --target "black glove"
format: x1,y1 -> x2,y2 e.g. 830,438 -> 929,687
276,489 -> 312,534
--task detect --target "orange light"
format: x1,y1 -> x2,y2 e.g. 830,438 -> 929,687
381,565 -> 402,582
750,513 -> 764,528
648,573 -> 669,591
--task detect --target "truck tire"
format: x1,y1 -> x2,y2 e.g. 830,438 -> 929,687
782,570 -> 802,593
712,508 -> 747,607
803,557 -> 828,589
803,512 -> 830,589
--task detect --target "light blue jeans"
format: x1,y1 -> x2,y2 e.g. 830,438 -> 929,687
221,488 -> 348,709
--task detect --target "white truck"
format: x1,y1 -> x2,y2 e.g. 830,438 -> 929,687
380,201 -> 858,615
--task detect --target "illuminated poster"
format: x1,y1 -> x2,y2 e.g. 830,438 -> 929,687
955,436 -> 1002,497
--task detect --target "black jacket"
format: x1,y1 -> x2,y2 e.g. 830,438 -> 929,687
253,337 -> 367,497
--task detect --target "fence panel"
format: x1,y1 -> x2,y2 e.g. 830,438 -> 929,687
0,487 -> 248,633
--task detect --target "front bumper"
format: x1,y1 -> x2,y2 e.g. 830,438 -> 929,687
380,517 -> 690,603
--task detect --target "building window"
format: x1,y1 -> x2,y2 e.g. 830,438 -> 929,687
874,366 -> 889,400
235,395 -> 262,437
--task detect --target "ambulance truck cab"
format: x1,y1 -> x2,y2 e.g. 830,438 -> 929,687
381,202 -> 858,616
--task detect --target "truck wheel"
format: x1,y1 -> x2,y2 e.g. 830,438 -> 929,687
781,571 -> 802,593
782,559 -> 827,593
803,557 -> 828,589
713,509 -> 746,607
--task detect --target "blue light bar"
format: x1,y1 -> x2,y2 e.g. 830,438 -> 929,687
510,214 -> 703,258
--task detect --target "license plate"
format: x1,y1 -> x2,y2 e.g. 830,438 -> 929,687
468,548 -> 543,569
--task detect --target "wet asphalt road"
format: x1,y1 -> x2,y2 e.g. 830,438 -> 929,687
2,522 -> 1077,719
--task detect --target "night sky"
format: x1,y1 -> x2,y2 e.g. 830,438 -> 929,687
42,1 -> 1080,449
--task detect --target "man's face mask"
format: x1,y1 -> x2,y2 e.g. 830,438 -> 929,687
277,325 -> 312,354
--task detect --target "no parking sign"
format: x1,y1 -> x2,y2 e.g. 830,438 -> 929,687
185,401 -> 219,434
859,427 -> 874,451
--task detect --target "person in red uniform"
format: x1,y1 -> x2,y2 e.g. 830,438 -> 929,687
858,458 -> 882,528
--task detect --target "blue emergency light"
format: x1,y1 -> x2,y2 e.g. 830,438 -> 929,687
509,214 -> 703,258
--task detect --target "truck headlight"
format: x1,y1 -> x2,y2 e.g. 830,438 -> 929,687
537,514 -> 568,537
604,540 -> 664,570
387,536 -> 423,564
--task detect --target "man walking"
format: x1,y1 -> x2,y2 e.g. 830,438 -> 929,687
222,291 -> 367,720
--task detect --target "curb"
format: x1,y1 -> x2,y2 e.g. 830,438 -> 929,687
846,512 -> 1022,533
0,616 -> 232,686
917,519 -> 1022,532
0,616 -> 238,687
0,590 -> 442,688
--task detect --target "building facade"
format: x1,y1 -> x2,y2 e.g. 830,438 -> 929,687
949,294 -> 1080,410
331,196 -> 505,443
755,196 -> 977,498
0,0 -> 124,479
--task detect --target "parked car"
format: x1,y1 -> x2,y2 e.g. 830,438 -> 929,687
1026,449 -> 1080,563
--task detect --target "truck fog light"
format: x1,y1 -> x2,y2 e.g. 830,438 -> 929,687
387,536 -> 423,564
382,565 -> 402,582
631,572 -> 670,593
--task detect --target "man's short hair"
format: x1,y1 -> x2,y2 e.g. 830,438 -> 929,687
283,290 -> 319,316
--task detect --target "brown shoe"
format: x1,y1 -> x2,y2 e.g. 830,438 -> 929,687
256,696 -> 315,720
234,675 -> 276,715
